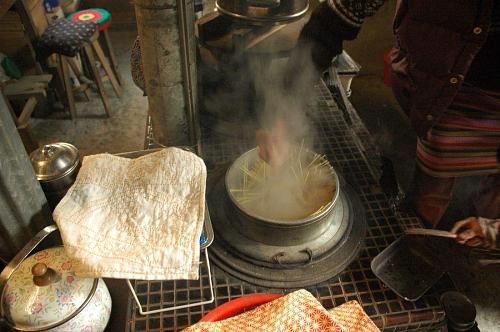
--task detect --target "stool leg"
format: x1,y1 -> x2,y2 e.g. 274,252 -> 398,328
92,39 -> 122,98
59,55 -> 77,120
84,44 -> 111,117
67,57 -> 92,101
103,29 -> 122,85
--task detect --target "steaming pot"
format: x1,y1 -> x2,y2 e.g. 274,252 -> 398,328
216,0 -> 309,22
0,225 -> 112,331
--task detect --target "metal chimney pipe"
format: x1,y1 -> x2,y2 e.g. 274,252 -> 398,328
134,0 -> 199,148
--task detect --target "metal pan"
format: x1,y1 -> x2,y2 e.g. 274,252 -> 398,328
371,235 -> 447,301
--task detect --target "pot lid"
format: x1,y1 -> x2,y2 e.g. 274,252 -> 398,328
30,143 -> 80,181
1,247 -> 96,331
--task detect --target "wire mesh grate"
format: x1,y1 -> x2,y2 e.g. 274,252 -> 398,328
126,81 -> 451,331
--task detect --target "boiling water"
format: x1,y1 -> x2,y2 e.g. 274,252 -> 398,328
231,150 -> 337,220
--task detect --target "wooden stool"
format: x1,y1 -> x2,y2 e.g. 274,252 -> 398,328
1,74 -> 53,152
57,52 -> 112,120
38,19 -> 116,119
68,8 -> 122,85
56,32 -> 123,119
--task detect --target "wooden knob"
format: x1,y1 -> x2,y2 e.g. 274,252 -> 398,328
32,263 -> 58,286
32,263 -> 48,277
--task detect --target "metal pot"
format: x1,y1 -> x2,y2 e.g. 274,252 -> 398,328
0,225 -> 112,331
216,0 -> 309,22
225,147 -> 340,247
30,143 -> 80,208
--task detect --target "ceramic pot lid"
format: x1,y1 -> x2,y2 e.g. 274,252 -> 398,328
30,143 -> 80,182
1,247 -> 96,331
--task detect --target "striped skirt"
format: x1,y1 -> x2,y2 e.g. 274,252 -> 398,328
416,86 -> 500,178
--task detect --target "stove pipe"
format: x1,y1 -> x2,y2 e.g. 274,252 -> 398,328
134,0 -> 200,149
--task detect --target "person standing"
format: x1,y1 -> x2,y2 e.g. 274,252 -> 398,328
259,0 -> 500,247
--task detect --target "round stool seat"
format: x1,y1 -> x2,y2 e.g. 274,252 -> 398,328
68,8 -> 111,31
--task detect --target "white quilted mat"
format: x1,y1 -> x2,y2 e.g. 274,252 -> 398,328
53,148 -> 206,280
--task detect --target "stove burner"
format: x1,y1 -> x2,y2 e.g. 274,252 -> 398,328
207,166 -> 366,288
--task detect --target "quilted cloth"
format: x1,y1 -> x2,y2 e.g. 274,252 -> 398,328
184,290 -> 380,332
53,148 -> 206,280
38,18 -> 97,58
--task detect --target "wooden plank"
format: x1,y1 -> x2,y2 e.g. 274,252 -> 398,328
0,0 -> 18,20
0,31 -> 26,55
23,0 -> 42,12
0,11 -> 24,31
17,95 -> 37,125
3,74 -> 52,98
25,0 -> 48,37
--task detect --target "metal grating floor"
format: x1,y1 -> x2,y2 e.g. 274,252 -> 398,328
126,81 -> 452,332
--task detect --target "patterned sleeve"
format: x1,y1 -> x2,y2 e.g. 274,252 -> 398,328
327,0 -> 386,27
478,217 -> 500,249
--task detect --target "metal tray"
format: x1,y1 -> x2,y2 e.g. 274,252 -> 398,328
115,148 -> 214,250
371,235 -> 446,301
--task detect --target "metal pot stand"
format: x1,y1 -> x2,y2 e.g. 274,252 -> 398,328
126,205 -> 216,315
114,148 -> 216,316
208,171 -> 367,288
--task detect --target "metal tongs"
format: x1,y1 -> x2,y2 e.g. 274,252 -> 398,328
469,247 -> 500,266
405,228 -> 457,239
405,228 -> 500,266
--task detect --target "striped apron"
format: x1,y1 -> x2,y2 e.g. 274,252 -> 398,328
416,86 -> 500,178
417,3 -> 500,178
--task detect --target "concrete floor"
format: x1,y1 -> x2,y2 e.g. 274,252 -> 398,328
27,8 -> 499,331
29,29 -> 147,156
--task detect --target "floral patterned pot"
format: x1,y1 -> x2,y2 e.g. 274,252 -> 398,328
0,225 -> 112,331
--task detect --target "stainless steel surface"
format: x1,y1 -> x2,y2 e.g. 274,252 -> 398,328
371,235 -> 446,302
209,171 -> 366,286
30,143 -> 80,182
224,147 -> 341,247
226,147 -> 340,222
216,0 -> 308,22
30,143 -> 81,207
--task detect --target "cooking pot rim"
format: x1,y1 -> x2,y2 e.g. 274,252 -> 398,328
36,160 -> 80,183
225,147 -> 340,226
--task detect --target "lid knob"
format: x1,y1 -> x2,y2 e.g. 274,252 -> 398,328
32,263 -> 48,276
41,145 -> 55,158
32,263 -> 59,286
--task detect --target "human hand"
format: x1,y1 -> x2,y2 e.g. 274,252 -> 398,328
255,120 -> 289,170
450,217 -> 485,247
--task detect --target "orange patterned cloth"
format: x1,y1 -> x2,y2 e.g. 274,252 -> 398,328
329,301 -> 380,332
184,290 -> 379,332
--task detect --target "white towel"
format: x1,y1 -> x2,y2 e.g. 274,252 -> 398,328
53,148 -> 206,280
